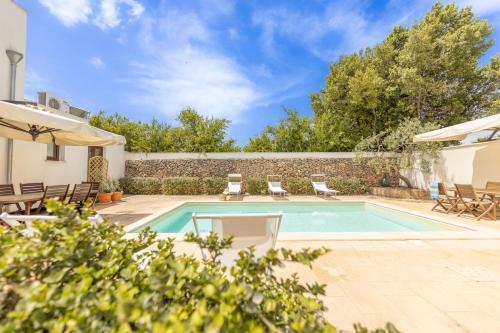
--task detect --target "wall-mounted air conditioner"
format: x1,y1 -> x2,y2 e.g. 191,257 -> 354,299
37,92 -> 71,113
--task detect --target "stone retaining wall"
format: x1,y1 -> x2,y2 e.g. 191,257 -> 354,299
371,187 -> 430,200
125,156 -> 389,186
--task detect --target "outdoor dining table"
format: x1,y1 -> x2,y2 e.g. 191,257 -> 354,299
446,187 -> 500,220
475,189 -> 500,220
0,192 -> 44,215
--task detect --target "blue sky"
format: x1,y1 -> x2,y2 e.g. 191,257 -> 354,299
19,0 -> 500,145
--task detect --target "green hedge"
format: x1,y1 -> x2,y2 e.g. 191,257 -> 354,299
329,176 -> 369,195
119,176 -> 369,196
162,177 -> 202,195
287,177 -> 315,194
246,177 -> 268,195
203,177 -> 227,194
119,177 -> 162,194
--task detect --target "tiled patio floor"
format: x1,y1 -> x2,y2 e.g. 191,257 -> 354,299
96,195 -> 500,332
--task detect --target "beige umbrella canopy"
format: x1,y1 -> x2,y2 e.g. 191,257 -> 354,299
413,113 -> 500,142
0,101 -> 125,146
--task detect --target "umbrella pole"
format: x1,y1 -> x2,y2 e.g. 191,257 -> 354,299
6,139 -> 13,183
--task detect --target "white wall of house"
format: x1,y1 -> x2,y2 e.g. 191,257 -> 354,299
7,141 -> 125,191
404,140 -> 500,189
0,0 -> 27,184
0,1 -> 126,188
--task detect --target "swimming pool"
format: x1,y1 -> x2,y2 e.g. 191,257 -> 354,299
129,202 -> 463,234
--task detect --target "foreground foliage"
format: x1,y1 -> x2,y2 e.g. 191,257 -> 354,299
0,201 -> 399,332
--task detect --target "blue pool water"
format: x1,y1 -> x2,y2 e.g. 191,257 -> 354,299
131,202 -> 461,233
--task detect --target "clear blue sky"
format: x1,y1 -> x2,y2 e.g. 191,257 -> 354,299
19,0 -> 500,145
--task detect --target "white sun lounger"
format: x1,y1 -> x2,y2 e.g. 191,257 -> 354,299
192,212 -> 282,267
0,212 -> 103,237
267,175 -> 287,198
311,174 -> 339,197
227,173 -> 242,198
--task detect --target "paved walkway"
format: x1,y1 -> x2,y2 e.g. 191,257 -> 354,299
96,195 -> 500,332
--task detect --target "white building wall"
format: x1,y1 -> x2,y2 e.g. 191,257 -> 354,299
404,140 -> 500,189
9,141 -> 125,190
106,145 -> 126,179
0,1 -> 126,187
0,1 -> 27,184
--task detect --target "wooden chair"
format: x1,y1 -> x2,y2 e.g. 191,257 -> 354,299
20,182 -> 45,212
20,182 -> 45,194
67,183 -> 92,208
432,183 -> 459,213
82,181 -> 100,207
0,184 -> 22,213
36,185 -> 70,214
455,184 -> 495,220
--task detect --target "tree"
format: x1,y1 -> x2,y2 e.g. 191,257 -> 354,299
244,108 -> 314,152
355,118 -> 443,188
312,2 -> 498,151
395,3 -> 494,124
0,200 -> 399,332
89,109 -> 239,153
168,108 -> 240,153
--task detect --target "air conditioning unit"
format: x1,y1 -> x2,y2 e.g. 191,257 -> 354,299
37,92 -> 71,114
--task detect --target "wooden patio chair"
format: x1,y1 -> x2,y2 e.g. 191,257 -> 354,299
0,184 -> 22,213
20,182 -> 45,212
67,183 -> 92,209
82,181 -> 100,207
455,184 -> 495,220
432,183 -> 459,213
36,185 -> 70,214
20,182 -> 45,194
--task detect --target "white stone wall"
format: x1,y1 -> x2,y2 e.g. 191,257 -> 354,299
125,151 -> 362,160
403,140 -> 500,189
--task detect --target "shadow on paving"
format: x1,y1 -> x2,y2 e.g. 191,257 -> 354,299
99,213 -> 151,226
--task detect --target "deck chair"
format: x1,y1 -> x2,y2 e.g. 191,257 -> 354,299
227,174 -> 242,199
455,184 -> 495,220
20,182 -> 45,211
82,181 -> 100,207
20,182 -> 45,194
192,212 -> 283,267
36,185 -> 70,213
0,184 -> 22,213
267,175 -> 287,198
311,174 -> 339,197
0,212 -> 103,237
431,183 -> 459,213
67,183 -> 92,208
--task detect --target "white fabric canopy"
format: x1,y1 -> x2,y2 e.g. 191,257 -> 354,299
413,113 -> 500,142
0,101 -> 125,146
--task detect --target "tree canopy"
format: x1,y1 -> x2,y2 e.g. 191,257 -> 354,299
90,3 -> 499,154
246,2 -> 499,152
90,109 -> 239,153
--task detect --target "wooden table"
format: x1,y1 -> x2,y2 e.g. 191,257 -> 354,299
0,192 -> 44,215
476,189 -> 500,220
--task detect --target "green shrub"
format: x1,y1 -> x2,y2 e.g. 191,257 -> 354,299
119,177 -> 162,194
203,177 -> 227,194
329,176 -> 369,195
0,200 -> 397,333
162,177 -> 202,195
246,176 -> 268,195
287,177 -> 315,194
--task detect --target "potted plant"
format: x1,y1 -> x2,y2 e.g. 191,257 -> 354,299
111,178 -> 123,202
97,178 -> 113,204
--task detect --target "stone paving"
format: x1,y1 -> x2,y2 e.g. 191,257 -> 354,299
96,195 -> 500,332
